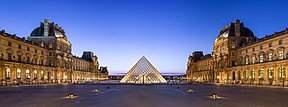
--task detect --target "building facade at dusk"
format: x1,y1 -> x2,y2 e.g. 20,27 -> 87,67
187,20 -> 288,86
0,19 -> 107,86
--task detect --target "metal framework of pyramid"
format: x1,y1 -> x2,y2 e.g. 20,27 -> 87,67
120,56 -> 167,84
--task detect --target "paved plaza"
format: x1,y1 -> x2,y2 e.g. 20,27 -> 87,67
0,84 -> 287,107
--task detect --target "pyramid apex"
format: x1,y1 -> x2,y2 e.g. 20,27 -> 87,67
120,56 -> 167,84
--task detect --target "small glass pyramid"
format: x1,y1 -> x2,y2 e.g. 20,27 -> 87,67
120,56 -> 167,84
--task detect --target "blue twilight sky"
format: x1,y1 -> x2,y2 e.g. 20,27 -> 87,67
1,0 -> 288,74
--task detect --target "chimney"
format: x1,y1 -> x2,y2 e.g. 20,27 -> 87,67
235,19 -> 241,37
44,19 -> 50,37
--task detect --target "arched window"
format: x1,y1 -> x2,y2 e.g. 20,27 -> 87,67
279,67 -> 285,78
17,68 -> 21,79
259,68 -> 264,79
41,71 -> 44,79
259,54 -> 264,63
268,67 -> 273,79
6,67 -> 11,79
34,70 -> 37,79
26,69 -> 30,79
245,70 -> 248,78
251,69 -> 255,78
245,57 -> 249,65
268,53 -> 273,61
278,51 -> 284,60
252,56 -> 256,64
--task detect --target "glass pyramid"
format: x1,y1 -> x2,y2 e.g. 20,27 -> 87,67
120,56 -> 167,84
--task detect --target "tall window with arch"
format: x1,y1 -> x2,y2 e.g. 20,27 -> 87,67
259,68 -> 264,79
279,67 -> 285,79
259,54 -> 264,63
41,71 -> 44,79
26,69 -> 30,79
6,67 -> 11,79
17,68 -> 21,79
268,67 -> 273,79
251,69 -> 255,79
245,70 -> 249,78
268,53 -> 273,61
34,70 -> 37,79
245,57 -> 249,65
278,51 -> 284,60
252,56 -> 256,64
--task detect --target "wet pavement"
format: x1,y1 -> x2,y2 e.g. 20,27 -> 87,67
0,84 -> 287,107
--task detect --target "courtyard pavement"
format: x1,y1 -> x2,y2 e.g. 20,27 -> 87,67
0,84 -> 287,107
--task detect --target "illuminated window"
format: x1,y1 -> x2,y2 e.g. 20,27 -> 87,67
6,68 -> 11,79
41,71 -> 44,79
259,68 -> 264,79
251,69 -> 255,78
17,68 -> 21,79
279,67 -> 285,78
26,69 -> 30,79
245,70 -> 248,78
268,53 -> 273,61
278,51 -> 284,60
34,70 -> 37,79
252,56 -> 256,64
259,55 -> 264,62
245,57 -> 249,65
268,68 -> 273,79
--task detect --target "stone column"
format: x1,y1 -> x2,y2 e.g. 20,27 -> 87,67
12,67 -> 17,85
20,68 -> 24,83
263,67 -> 269,85
255,68 -> 259,85
273,67 -> 279,86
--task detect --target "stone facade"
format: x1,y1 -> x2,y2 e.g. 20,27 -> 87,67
186,51 -> 213,82
0,19 -> 107,86
98,66 -> 109,79
187,20 -> 288,86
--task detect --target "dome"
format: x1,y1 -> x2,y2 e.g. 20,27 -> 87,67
217,19 -> 254,39
30,19 -> 67,39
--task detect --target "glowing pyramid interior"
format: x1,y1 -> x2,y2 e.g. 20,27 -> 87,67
120,56 -> 167,84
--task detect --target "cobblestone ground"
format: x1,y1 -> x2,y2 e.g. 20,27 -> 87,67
0,84 -> 287,107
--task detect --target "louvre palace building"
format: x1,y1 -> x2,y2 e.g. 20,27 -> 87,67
0,19 -> 108,86
187,19 -> 288,86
